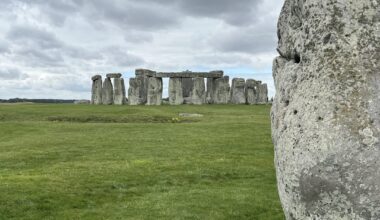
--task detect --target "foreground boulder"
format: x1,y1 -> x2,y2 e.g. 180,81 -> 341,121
271,0 -> 379,219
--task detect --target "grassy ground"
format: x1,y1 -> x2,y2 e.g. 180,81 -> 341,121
0,104 -> 284,220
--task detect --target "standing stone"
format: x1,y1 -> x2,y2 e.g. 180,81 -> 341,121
147,77 -> 163,105
91,75 -> 102,105
206,78 -> 216,104
182,78 -> 194,99
230,78 -> 246,104
257,83 -> 268,104
190,77 -> 206,105
271,0 -> 379,219
102,77 -> 113,105
128,77 -> 148,105
213,76 -> 230,104
246,79 -> 259,105
113,78 -> 126,105
106,73 -> 122,78
169,78 -> 184,105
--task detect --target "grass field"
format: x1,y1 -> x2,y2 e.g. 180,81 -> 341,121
0,104 -> 284,220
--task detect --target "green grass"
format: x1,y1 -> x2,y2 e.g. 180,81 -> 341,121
0,104 -> 284,220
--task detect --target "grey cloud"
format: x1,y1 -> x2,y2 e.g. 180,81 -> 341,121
6,25 -> 63,49
0,68 -> 27,80
0,42 -> 10,54
102,47 -> 145,67
124,31 -> 154,43
178,0 -> 263,26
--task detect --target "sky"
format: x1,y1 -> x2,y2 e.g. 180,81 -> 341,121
0,0 -> 283,100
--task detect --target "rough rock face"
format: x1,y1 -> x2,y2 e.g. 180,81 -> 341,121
102,77 -> 113,105
213,76 -> 230,104
271,1 -> 379,219
230,78 -> 246,104
257,83 -> 268,104
206,78 -> 216,104
246,79 -> 259,104
147,77 -> 163,105
190,77 -> 206,105
182,78 -> 194,98
128,77 -> 147,105
169,78 -> 184,105
113,78 -> 126,105
106,73 -> 122,78
91,75 -> 102,105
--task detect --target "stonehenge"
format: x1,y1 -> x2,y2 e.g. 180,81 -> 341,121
213,76 -> 230,104
147,77 -> 163,105
169,78 -> 184,105
91,75 -> 102,105
190,77 -> 206,105
230,78 -> 246,104
113,78 -> 126,105
91,70 -> 268,106
102,77 -> 113,105
271,0 -> 379,219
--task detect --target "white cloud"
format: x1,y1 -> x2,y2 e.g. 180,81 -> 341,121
0,0 -> 282,99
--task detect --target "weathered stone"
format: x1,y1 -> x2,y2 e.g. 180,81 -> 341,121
102,77 -> 113,105
91,75 -> 101,81
206,78 -> 216,104
106,73 -> 122,78
190,77 -> 206,105
182,78 -> 194,98
147,77 -> 163,105
113,78 -> 126,105
155,70 -> 223,78
230,78 -> 246,104
272,1 -> 380,219
135,69 -> 155,77
169,78 -> 184,105
213,76 -> 230,104
128,77 -> 148,105
91,75 -> 102,105
245,79 -> 259,105
257,83 -> 268,104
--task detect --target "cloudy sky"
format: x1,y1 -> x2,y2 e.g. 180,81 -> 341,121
0,0 -> 283,99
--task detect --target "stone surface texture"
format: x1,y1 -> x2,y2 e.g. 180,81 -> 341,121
91,75 -> 102,105
155,71 -> 223,78
246,79 -> 259,104
147,77 -> 163,105
271,0 -> 379,219
113,78 -> 126,105
190,77 -> 206,105
213,76 -> 230,104
257,83 -> 268,104
230,78 -> 246,104
135,69 -> 155,77
102,77 -> 114,105
169,78 -> 184,105
106,73 -> 122,78
128,77 -> 148,105
206,78 -> 216,104
182,78 -> 194,98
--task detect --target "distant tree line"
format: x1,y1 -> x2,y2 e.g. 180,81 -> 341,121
0,98 -> 75,103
